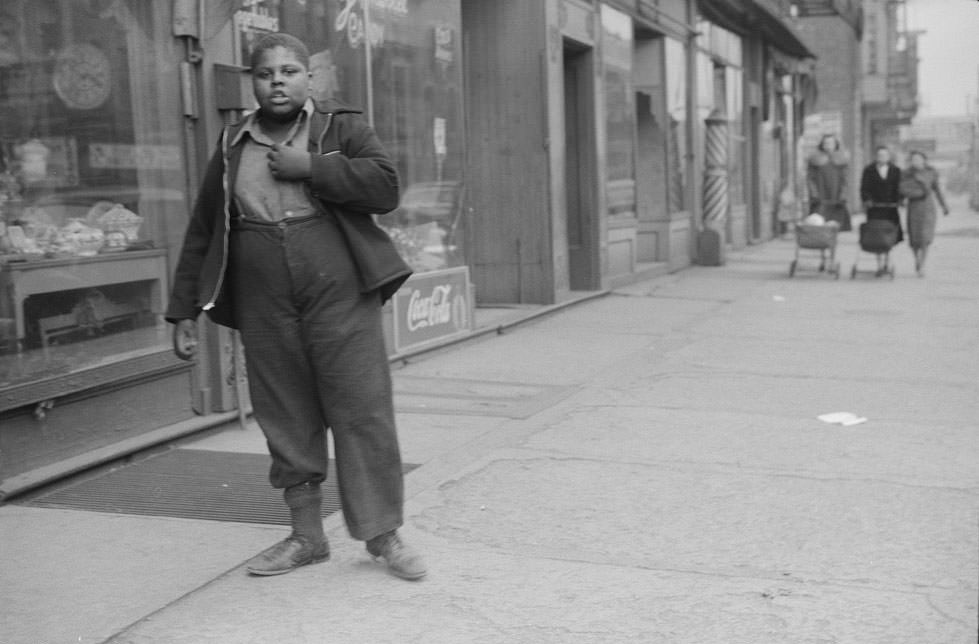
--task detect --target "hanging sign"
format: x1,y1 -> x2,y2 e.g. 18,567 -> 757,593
235,0 -> 279,65
434,24 -> 454,64
433,117 -> 447,156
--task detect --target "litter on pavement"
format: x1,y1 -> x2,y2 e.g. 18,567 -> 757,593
817,412 -> 868,426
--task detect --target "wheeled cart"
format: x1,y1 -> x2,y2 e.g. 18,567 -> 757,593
851,218 -> 899,280
789,223 -> 840,279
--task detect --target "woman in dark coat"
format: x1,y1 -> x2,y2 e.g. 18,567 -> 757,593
902,150 -> 949,277
860,145 -> 903,274
166,33 -> 425,580
807,134 -> 851,231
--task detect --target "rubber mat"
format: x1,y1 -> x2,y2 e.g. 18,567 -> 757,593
19,448 -> 417,525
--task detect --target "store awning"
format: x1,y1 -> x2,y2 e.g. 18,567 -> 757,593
699,0 -> 815,59
791,0 -> 861,32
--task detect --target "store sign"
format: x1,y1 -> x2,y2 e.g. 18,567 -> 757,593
336,0 -> 409,48
89,143 -> 181,171
235,0 -> 279,64
235,0 -> 278,33
392,267 -> 473,353
432,117 -> 447,156
434,24 -> 453,63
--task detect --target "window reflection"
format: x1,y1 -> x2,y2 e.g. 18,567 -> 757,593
0,1 -> 184,393
275,0 -> 466,273
602,5 -> 636,219
664,37 -> 687,213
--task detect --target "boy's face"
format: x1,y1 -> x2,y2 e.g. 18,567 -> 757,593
252,46 -> 310,122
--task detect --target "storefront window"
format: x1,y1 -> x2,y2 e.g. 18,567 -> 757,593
601,4 -> 636,219
694,20 -> 744,209
664,37 -> 687,213
369,1 -> 465,272
696,51 -> 714,120
0,2 -> 186,397
268,0 -> 465,273
726,66 -> 744,206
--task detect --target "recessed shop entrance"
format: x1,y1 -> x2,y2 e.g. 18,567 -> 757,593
563,43 -> 600,291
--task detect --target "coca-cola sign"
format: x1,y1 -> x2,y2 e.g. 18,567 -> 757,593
392,267 -> 472,353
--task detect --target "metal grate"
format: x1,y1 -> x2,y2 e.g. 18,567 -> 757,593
394,376 -> 577,419
18,448 -> 417,525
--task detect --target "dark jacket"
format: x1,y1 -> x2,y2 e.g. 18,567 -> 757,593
166,100 -> 411,328
860,162 -> 901,206
806,151 -> 851,230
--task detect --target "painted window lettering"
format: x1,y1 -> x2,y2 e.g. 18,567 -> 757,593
335,0 -> 408,47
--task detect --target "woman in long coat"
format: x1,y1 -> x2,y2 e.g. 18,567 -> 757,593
902,150 -> 949,277
807,134 -> 852,231
860,145 -> 903,275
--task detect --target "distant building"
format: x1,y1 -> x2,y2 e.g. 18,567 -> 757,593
900,116 -> 974,167
791,0 -> 921,206
901,115 -> 979,200
790,0 -> 863,205
860,0 -> 921,158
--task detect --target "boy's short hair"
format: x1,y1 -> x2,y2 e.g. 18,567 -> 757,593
249,32 -> 310,70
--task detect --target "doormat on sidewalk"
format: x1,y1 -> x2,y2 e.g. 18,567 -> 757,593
17,448 -> 417,525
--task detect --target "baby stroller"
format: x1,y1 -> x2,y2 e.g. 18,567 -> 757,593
789,222 -> 840,278
851,215 -> 899,280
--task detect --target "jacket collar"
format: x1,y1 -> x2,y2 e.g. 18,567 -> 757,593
230,99 -> 316,148
311,97 -> 362,115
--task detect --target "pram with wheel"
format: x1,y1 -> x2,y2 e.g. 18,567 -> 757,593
789,222 -> 840,278
851,205 -> 900,279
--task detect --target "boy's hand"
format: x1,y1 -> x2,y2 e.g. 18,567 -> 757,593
268,143 -> 311,180
172,319 -> 198,361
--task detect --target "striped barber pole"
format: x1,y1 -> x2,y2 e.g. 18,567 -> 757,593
702,109 -> 728,229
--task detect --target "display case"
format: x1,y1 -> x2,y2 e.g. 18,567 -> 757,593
0,1 -> 187,406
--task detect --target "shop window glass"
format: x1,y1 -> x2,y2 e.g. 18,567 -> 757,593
726,66 -> 745,206
695,51 -> 714,120
664,37 -> 687,213
269,0 -> 466,274
693,49 -> 714,212
601,4 -> 636,219
0,1 -> 186,396
369,1 -> 465,272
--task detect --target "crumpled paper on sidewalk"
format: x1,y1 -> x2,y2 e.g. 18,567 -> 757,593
817,412 -> 868,426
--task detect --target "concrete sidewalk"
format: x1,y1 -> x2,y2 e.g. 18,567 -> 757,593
4,200 -> 978,643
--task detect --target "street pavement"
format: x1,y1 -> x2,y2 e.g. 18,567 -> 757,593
3,198 -> 977,644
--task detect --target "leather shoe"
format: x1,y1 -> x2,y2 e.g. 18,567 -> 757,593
246,534 -> 329,576
366,531 -> 427,580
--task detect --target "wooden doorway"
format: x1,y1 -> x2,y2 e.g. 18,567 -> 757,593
563,43 -> 600,291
